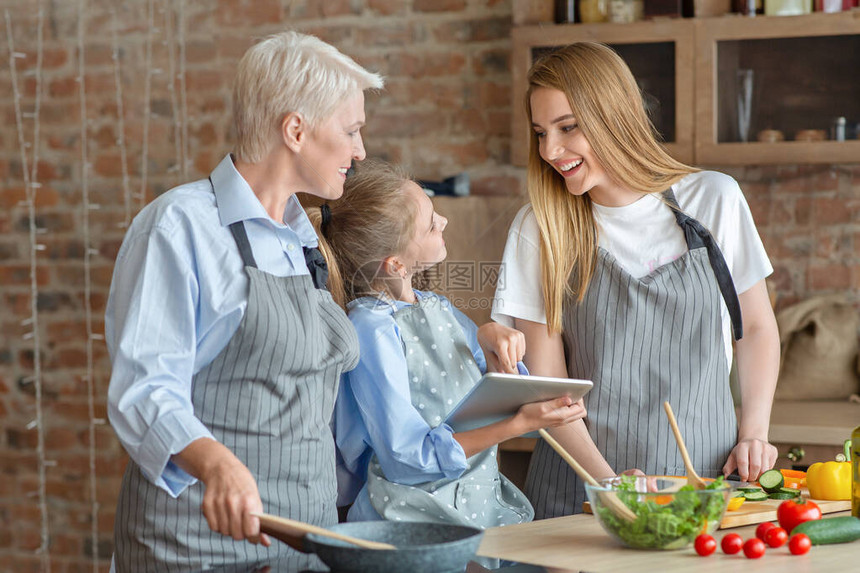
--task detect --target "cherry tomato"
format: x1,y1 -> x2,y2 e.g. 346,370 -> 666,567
755,521 -> 776,541
721,533 -> 743,554
694,534 -> 717,556
776,499 -> 822,534
764,526 -> 788,548
788,533 -> 811,555
743,537 -> 766,559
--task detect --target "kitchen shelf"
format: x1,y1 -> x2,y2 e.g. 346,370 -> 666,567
696,11 -> 860,164
511,11 -> 860,167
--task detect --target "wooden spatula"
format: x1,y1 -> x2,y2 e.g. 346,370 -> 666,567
253,512 -> 396,550
662,401 -> 709,490
537,429 -> 637,522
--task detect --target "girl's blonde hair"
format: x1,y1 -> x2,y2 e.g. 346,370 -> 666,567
233,30 -> 384,163
308,159 -> 419,308
525,42 -> 696,333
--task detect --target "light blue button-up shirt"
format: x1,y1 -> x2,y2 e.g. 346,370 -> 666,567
105,154 -> 320,496
334,291 -> 490,519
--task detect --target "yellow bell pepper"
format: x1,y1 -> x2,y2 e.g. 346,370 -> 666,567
806,440 -> 852,501
726,496 -> 746,511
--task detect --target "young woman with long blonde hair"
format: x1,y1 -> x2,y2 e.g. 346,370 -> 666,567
491,42 -> 780,518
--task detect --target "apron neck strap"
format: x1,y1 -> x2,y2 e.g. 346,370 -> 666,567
661,189 -> 744,341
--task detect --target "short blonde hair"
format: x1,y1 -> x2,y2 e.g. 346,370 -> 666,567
233,31 -> 384,163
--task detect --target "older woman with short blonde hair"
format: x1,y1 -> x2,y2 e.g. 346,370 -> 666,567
106,31 -> 382,571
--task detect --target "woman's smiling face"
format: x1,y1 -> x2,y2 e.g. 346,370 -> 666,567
299,90 -> 367,200
531,87 -> 633,207
530,87 -> 607,196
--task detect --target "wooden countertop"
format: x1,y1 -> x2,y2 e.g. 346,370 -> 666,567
478,511 -> 855,571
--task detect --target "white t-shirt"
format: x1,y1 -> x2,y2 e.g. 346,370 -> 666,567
490,170 -> 773,367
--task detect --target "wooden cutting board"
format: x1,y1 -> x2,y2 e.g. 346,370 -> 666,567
581,495 -> 851,529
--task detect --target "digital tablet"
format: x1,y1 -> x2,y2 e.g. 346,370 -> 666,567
444,372 -> 592,435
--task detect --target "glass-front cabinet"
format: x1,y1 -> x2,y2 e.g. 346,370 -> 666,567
695,12 -> 860,165
511,12 -> 860,166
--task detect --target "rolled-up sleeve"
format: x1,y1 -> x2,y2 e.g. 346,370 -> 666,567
337,307 -> 468,488
106,223 -> 214,497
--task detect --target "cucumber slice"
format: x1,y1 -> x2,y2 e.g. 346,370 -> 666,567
767,492 -> 797,500
777,487 -> 801,497
759,469 -> 785,492
742,491 -> 769,501
737,487 -> 764,493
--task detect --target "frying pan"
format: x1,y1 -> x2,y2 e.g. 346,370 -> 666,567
261,517 -> 483,573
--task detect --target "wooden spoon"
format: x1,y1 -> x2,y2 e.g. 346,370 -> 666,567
253,512 -> 396,550
537,429 -> 637,522
662,401 -> 709,490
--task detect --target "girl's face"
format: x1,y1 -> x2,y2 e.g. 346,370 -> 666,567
530,87 -> 634,207
400,181 -> 448,274
299,90 -> 367,200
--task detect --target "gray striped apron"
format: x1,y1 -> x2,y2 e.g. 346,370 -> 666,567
114,220 -> 359,572
364,294 -> 534,530
524,190 -> 743,519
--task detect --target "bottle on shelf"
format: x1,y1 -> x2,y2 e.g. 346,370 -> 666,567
609,0 -> 645,21
853,425 -> 859,518
733,0 -> 764,14
555,0 -> 577,22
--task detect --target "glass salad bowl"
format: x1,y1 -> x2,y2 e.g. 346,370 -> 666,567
584,475 -> 730,550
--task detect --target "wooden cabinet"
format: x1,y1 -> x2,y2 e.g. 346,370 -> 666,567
510,12 -> 860,167
695,12 -> 860,164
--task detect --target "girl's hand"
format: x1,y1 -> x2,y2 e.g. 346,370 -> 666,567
477,322 -> 525,374
516,396 -> 585,433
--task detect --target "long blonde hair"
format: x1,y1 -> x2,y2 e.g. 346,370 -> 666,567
308,159 -> 418,308
526,42 -> 696,333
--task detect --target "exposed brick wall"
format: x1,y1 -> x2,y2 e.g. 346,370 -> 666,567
726,164 -> 860,310
0,1 -> 857,571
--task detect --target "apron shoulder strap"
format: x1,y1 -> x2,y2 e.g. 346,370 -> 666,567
228,220 -> 259,269
662,189 -> 744,341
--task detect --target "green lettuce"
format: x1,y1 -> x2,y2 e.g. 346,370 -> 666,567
594,475 -> 727,550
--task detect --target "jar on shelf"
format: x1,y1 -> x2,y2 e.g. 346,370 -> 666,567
764,0 -> 812,15
609,0 -> 645,21
580,0 -> 610,22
